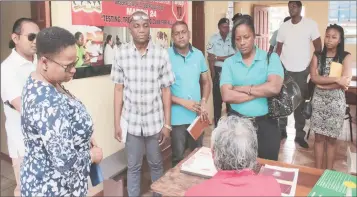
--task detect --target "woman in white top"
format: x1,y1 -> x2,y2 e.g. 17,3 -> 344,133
104,34 -> 114,65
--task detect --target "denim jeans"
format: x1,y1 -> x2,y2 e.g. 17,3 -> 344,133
125,132 -> 163,197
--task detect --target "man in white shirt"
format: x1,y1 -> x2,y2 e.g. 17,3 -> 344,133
1,18 -> 39,196
276,1 -> 322,148
268,16 -> 291,53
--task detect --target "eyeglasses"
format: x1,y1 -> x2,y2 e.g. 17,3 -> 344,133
129,15 -> 149,23
45,56 -> 79,72
16,33 -> 37,42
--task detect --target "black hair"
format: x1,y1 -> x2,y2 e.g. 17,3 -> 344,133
232,13 -> 243,22
171,21 -> 189,33
284,16 -> 291,22
36,26 -> 76,58
105,34 -> 112,48
288,1 -> 302,7
317,24 -> 348,74
9,18 -> 36,49
74,32 -> 82,41
231,15 -> 254,50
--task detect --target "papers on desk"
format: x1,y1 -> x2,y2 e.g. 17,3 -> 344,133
187,116 -> 210,140
180,147 -> 217,178
259,164 -> 299,196
307,170 -> 357,197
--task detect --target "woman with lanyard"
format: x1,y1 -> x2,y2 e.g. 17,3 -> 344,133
220,15 -> 284,161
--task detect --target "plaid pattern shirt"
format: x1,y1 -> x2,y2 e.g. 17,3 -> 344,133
111,41 -> 175,137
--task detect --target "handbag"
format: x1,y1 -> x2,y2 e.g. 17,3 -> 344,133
267,52 -> 302,118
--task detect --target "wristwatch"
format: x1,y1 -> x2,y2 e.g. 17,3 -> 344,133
164,124 -> 172,131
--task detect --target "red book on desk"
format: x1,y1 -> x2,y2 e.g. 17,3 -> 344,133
187,116 -> 210,140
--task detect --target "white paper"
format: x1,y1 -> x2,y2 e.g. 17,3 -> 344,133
262,164 -> 299,197
180,147 -> 217,178
120,117 -> 128,144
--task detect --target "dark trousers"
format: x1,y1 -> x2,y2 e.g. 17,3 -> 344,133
213,66 -> 231,126
171,124 -> 204,167
280,67 -> 310,140
256,118 -> 281,160
228,112 -> 280,161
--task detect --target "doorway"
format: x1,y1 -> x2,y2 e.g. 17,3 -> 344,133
192,2 -> 205,53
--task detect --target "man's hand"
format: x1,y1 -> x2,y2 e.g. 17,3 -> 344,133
199,100 -> 209,122
160,127 -> 170,144
207,54 -> 216,62
114,126 -> 123,142
182,100 -> 201,114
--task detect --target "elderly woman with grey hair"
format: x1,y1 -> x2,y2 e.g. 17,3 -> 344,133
185,116 -> 281,196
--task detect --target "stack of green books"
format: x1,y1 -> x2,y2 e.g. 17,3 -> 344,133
308,170 -> 356,196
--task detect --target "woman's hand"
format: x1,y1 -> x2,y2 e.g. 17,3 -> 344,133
336,76 -> 351,88
90,146 -> 103,164
90,137 -> 98,147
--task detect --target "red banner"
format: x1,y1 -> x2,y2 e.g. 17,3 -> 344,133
71,1 -> 188,28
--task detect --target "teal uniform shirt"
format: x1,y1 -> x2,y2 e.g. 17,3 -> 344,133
220,46 -> 284,117
168,45 -> 208,125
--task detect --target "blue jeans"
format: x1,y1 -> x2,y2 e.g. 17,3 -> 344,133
125,132 -> 163,197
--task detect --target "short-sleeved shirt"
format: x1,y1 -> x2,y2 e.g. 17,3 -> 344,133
0,49 -> 36,158
75,44 -> 86,68
220,46 -> 284,117
168,44 -> 208,125
206,32 -> 236,67
111,41 -> 175,137
21,77 -> 93,196
185,170 -> 281,196
277,17 -> 320,72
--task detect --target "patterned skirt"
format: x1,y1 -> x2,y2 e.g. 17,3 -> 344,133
310,87 -> 346,138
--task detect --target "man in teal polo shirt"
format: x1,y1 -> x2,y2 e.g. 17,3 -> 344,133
168,21 -> 211,167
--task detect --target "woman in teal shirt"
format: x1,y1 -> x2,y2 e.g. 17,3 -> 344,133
220,15 -> 284,161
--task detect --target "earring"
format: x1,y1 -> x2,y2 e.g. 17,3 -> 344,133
43,66 -> 48,71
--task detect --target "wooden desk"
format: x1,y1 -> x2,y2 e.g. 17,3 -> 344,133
151,148 -> 324,196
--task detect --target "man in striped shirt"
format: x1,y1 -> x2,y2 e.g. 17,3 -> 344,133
111,11 -> 175,196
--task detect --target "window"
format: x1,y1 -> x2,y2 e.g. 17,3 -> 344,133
328,1 -> 356,43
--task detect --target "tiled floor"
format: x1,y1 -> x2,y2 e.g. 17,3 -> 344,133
1,107 -> 356,196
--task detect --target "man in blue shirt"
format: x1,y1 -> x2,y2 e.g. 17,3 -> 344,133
207,18 -> 236,127
168,21 -> 211,167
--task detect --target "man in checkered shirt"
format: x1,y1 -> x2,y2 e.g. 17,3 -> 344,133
111,11 -> 175,197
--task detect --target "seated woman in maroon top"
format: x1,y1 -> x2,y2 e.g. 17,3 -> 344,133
185,116 -> 281,196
